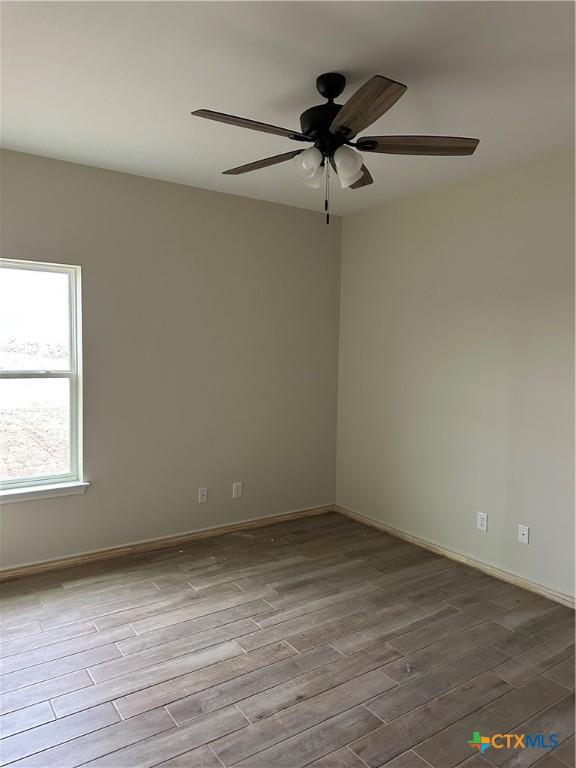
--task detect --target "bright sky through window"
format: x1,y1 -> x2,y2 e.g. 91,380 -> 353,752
0,267 -> 70,370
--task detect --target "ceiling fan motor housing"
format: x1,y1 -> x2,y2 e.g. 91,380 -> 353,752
299,102 -> 352,156
299,103 -> 341,138
300,103 -> 351,156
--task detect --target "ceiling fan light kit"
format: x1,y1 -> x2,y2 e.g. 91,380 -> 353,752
191,72 -> 479,222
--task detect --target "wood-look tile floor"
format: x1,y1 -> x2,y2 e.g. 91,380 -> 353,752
0,512 -> 574,768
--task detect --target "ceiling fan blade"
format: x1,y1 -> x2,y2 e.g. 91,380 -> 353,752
192,109 -> 310,141
223,150 -> 303,175
330,76 -> 407,138
356,135 -> 480,155
350,165 -> 373,189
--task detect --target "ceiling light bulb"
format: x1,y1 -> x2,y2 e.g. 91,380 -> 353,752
293,147 -> 323,180
334,146 -> 364,188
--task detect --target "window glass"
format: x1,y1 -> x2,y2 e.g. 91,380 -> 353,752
0,378 -> 71,482
0,260 -> 81,492
0,267 -> 71,371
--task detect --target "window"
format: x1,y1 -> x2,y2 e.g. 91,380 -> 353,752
0,259 -> 85,498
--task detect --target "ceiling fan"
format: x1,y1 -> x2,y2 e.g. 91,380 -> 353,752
191,72 -> 479,221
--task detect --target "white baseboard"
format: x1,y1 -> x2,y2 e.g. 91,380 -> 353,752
335,504 -> 575,609
4,500 -> 573,611
0,504 -> 334,581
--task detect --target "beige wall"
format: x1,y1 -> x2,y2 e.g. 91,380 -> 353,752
337,151 -> 574,596
0,150 -> 340,567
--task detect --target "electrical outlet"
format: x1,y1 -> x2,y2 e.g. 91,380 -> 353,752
232,481 -> 243,499
518,524 -> 530,544
476,511 -> 488,533
198,487 -> 208,503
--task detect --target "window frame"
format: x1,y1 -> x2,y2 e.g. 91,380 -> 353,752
0,259 -> 84,493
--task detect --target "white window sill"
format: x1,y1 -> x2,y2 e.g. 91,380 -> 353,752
0,482 -> 90,504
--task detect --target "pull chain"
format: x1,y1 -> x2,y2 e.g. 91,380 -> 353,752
324,158 -> 330,225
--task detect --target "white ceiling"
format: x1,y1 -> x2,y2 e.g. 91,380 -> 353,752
1,1 -> 573,215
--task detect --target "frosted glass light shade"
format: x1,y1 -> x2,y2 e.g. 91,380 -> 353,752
303,165 -> 324,188
334,146 -> 363,188
293,147 -> 323,180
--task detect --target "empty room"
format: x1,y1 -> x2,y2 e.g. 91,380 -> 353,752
0,2 -> 574,766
